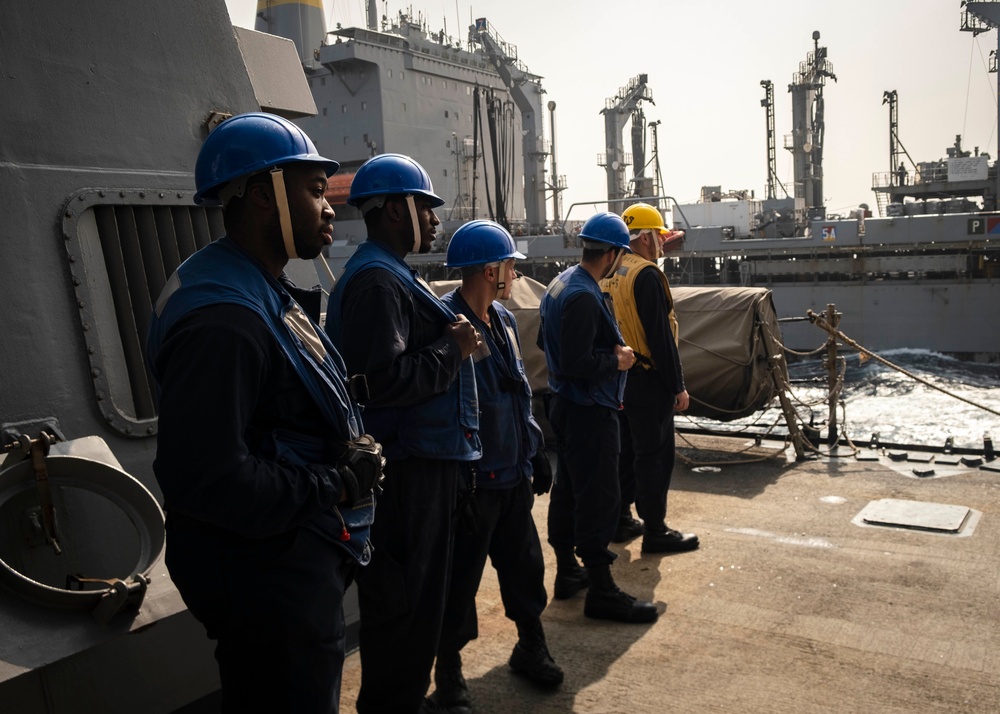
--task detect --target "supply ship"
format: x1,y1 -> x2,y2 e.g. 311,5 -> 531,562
256,1 -> 1000,361
661,17 -> 1000,362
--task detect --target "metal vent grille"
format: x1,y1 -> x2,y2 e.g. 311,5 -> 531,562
62,189 -> 224,437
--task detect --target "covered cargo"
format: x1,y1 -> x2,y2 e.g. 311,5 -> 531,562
431,279 -> 786,422
672,286 -> 786,421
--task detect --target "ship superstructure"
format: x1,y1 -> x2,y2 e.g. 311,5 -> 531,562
658,24 -> 1000,361
252,4 -> 1000,359
255,0 -> 557,247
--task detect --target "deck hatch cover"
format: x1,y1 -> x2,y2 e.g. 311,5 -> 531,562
858,498 -> 971,533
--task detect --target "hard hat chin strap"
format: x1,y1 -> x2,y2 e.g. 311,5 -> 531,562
603,248 -> 625,280
482,261 -> 506,298
270,168 -> 298,260
405,194 -> 421,253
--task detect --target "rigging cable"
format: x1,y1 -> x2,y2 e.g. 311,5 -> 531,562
484,89 -> 515,228
966,35 -> 998,156
807,310 -> 1000,418
473,86 -> 496,221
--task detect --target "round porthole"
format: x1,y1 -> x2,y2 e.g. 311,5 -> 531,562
0,455 -> 164,611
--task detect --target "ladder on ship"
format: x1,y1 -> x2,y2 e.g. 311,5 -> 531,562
874,189 -> 889,217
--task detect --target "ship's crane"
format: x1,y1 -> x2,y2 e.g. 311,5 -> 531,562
786,31 -> 835,219
470,18 -> 549,230
872,89 -> 918,215
599,74 -> 653,205
874,77 -> 995,214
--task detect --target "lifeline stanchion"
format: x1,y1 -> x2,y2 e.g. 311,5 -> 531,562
807,309 -> 1000,419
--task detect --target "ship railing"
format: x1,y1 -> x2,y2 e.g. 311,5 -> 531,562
560,194 -> 692,238
783,132 -> 815,150
596,152 -> 632,168
470,18 -> 535,78
606,73 -> 652,108
961,5 -> 996,36
334,27 -> 407,50
873,165 -> 956,188
871,172 -> 893,189
914,164 -> 950,184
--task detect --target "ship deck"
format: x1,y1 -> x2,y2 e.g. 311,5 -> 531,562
337,434 -> 1000,712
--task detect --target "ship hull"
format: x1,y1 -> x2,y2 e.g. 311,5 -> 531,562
766,280 -> 999,361
664,212 -> 1000,361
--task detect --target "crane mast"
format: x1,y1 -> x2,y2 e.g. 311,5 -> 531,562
471,19 -> 550,230
599,74 -> 653,205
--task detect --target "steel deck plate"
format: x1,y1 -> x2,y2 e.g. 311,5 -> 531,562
857,498 -> 971,533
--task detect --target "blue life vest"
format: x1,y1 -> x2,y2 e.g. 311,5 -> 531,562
442,290 -> 542,489
147,238 -> 373,564
327,241 -> 481,462
539,264 -> 626,409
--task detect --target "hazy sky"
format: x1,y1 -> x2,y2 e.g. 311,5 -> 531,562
226,0 -> 998,219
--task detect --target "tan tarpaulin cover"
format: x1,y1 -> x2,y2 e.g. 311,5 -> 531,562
429,279 -> 786,423
671,286 -> 785,421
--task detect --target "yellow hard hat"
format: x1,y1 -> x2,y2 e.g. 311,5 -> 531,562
621,203 -> 667,233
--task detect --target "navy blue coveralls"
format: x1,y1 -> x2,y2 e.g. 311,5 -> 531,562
328,240 -> 480,714
538,265 -> 627,567
437,289 -> 548,653
618,264 -> 687,531
148,238 -> 370,714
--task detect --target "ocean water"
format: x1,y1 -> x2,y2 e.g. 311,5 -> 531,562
681,349 -> 1000,452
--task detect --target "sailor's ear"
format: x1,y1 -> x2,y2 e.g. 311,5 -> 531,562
246,180 -> 274,210
383,196 -> 405,222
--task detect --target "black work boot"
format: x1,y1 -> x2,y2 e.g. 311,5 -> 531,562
641,524 -> 699,553
552,548 -> 589,599
583,564 -> 658,623
509,619 -> 564,687
611,506 -> 644,543
430,651 -> 472,713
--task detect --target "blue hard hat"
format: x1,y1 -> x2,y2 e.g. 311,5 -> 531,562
579,212 -> 632,250
348,153 -> 445,209
194,112 -> 339,206
445,220 -> 526,267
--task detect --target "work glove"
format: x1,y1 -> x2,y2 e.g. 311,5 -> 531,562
337,434 -> 385,509
529,449 -> 553,495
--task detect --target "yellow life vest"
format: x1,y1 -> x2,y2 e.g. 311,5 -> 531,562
601,253 -> 679,370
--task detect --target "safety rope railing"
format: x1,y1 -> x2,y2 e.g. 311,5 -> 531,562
678,295 -> 1000,466
806,309 -> 1000,419
680,304 -> 999,467
677,313 -> 815,464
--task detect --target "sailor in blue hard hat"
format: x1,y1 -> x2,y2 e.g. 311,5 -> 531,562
345,152 -> 446,255
149,112 -> 378,713
429,220 -> 563,711
537,211 -> 660,625
326,154 -> 483,713
193,111 -> 340,265
445,219 -> 525,297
